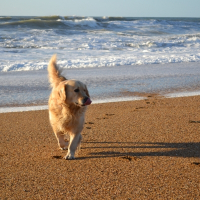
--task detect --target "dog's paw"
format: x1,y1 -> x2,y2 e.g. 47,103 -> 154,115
60,147 -> 67,150
59,142 -> 68,150
64,154 -> 75,160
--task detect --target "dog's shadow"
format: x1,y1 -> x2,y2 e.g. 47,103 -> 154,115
78,141 -> 200,160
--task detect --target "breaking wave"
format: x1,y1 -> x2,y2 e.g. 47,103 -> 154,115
0,16 -> 200,72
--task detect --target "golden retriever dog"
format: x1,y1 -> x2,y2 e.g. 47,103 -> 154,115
48,55 -> 92,159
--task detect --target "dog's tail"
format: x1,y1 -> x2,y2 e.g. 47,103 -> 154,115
48,55 -> 66,88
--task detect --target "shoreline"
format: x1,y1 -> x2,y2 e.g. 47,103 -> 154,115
1,94 -> 200,199
1,61 -> 200,109
0,91 -> 200,113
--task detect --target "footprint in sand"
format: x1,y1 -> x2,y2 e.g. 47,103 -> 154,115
191,162 -> 200,166
96,117 -> 108,120
120,156 -> 139,161
96,114 -> 115,120
189,120 -> 200,123
105,114 -> 115,116
85,122 -> 94,124
85,122 -> 94,129
135,107 -> 145,110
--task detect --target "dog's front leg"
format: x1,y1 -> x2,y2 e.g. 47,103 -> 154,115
64,133 -> 82,160
55,131 -> 68,150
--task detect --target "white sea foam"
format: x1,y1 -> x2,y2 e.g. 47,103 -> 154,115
165,91 -> 200,98
0,105 -> 48,113
60,17 -> 98,28
1,25 -> 200,72
1,50 -> 200,72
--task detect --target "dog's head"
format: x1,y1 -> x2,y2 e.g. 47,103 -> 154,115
57,79 -> 92,107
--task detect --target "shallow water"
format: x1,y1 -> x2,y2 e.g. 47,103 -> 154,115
0,62 -> 200,110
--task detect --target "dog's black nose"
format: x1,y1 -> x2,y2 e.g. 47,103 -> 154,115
82,97 -> 92,106
83,97 -> 89,104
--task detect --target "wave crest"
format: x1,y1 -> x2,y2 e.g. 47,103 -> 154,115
60,17 -> 98,28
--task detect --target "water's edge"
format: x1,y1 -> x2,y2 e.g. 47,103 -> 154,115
1,92 -> 199,114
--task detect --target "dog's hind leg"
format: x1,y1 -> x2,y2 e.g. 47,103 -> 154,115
55,131 -> 68,150
64,133 -> 82,159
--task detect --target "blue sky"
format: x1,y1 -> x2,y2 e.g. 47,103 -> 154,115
0,0 -> 199,17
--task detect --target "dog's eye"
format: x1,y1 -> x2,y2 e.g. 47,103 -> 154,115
74,89 -> 79,93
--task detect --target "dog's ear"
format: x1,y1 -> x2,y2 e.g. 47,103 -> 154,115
85,86 -> 90,97
58,84 -> 67,101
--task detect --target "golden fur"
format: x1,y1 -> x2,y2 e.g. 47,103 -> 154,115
48,55 -> 91,159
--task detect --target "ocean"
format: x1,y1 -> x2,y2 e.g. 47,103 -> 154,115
0,16 -> 200,112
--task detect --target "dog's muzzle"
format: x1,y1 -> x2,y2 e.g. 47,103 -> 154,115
82,97 -> 92,106
76,97 -> 92,106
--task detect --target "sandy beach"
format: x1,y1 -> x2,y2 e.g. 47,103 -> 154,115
1,95 -> 200,199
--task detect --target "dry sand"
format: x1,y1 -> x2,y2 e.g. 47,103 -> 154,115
1,95 -> 200,199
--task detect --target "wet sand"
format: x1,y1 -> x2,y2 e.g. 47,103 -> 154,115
1,95 -> 200,199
